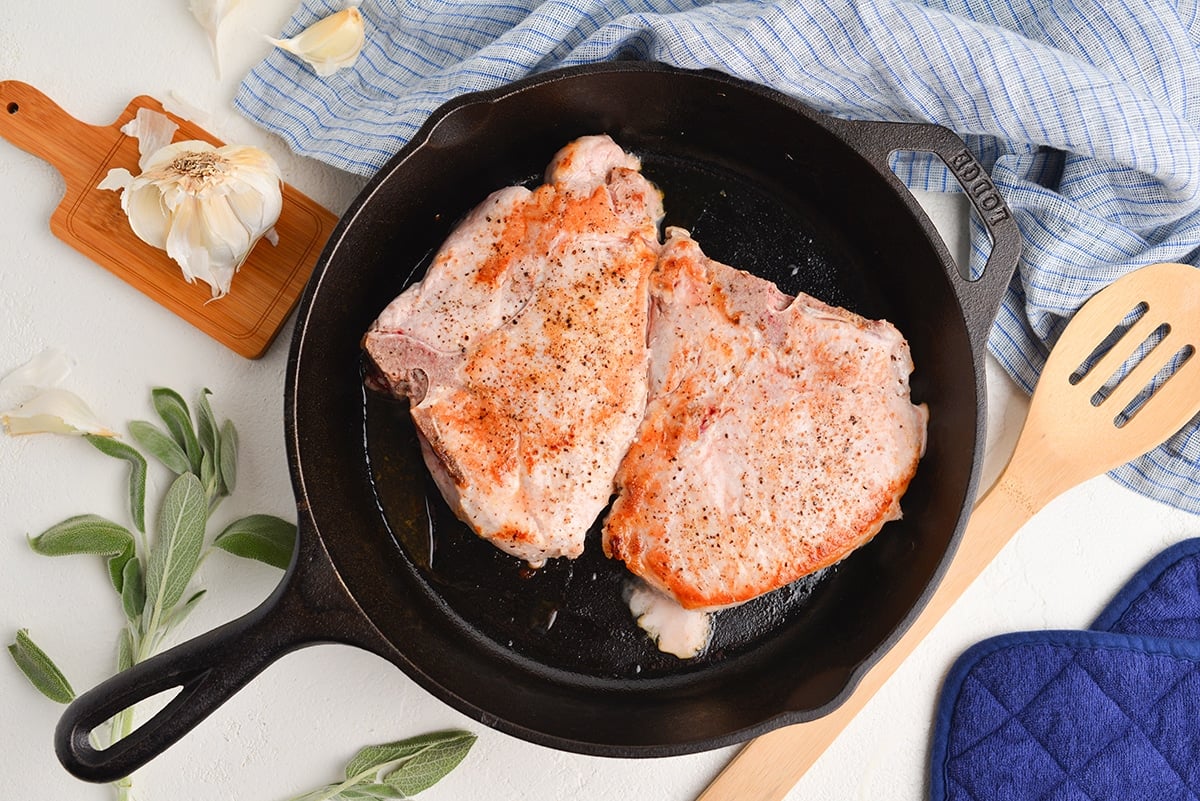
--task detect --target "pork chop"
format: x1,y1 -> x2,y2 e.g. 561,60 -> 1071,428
603,228 -> 928,609
363,135 -> 663,566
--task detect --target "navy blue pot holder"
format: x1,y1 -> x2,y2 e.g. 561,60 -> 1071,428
931,538 -> 1200,800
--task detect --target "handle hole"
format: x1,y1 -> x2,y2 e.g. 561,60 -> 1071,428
1069,302 -> 1149,385
6,102 -> 18,114
888,149 -> 986,281
1113,343 -> 1193,428
88,685 -> 183,754
1090,320 -> 1168,405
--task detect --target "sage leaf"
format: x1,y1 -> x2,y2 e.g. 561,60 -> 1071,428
163,589 -> 206,631
86,434 -> 148,533
196,388 -> 219,459
196,389 -> 224,495
213,515 -> 296,570
380,730 -> 475,796
29,514 -> 135,593
346,730 -> 476,796
117,627 -> 134,672
200,447 -> 219,501
129,420 -> 191,475
143,473 -> 206,627
120,558 -> 145,622
340,786 -> 405,800
218,419 -> 238,493
152,387 -> 201,473
8,629 -> 75,704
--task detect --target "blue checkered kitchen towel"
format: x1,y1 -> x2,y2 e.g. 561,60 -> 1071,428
237,0 -> 1200,514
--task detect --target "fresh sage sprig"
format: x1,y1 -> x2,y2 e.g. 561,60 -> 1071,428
9,386 -> 295,801
288,730 -> 477,801
8,385 -> 475,801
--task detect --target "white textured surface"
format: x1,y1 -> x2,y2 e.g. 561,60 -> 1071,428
2,4 -> 1198,800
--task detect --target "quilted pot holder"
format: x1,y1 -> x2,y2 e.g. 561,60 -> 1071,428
930,538 -> 1200,800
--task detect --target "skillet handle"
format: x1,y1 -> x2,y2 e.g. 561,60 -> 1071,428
834,119 -> 1022,357
54,512 -> 388,784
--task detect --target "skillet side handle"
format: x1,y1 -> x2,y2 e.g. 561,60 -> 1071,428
835,119 -> 1022,356
54,512 -> 388,785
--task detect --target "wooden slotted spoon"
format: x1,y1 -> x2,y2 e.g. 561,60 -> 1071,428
698,261 -> 1200,801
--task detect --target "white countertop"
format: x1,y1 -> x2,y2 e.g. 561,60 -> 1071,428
3,3 -> 1198,800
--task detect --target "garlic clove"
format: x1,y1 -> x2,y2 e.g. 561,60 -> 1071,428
1,388 -> 117,437
218,145 -> 283,234
204,194 -> 253,255
199,194 -> 253,285
189,0 -> 245,77
226,182 -> 278,237
161,197 -> 203,286
122,183 -> 173,251
165,197 -> 225,293
269,7 -> 366,77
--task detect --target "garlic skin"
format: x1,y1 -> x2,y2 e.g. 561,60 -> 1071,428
189,0 -> 245,77
0,348 -> 74,394
0,349 -> 115,438
1,388 -> 116,437
100,127 -> 283,299
123,108 -> 179,167
269,7 -> 366,77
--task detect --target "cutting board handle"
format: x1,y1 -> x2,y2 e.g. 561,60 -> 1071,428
0,80 -> 112,186
0,80 -> 336,359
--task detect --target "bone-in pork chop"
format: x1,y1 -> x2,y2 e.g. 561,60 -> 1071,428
603,228 -> 927,609
363,136 -> 662,566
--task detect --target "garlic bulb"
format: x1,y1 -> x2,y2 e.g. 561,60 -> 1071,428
269,7 -> 365,77
99,110 -> 283,299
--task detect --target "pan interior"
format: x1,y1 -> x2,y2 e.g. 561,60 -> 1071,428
292,66 -> 979,749
364,148 -> 869,680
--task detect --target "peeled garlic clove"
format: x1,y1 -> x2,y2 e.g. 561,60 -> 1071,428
269,7 -> 365,77
1,388 -> 117,437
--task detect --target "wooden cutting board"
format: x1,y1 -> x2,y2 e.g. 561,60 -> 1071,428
0,80 -> 339,359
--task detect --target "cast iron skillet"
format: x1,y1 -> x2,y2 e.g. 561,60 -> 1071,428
56,62 -> 1020,782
